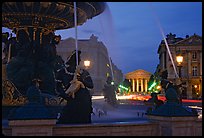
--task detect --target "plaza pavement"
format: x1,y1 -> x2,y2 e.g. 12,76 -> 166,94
91,97 -> 149,123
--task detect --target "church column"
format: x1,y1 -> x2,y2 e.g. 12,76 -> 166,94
145,79 -> 148,92
128,79 -> 132,92
136,79 -> 139,92
132,79 -> 135,92
141,79 -> 143,92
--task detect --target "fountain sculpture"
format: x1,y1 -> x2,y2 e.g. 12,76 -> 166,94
2,2 -> 106,115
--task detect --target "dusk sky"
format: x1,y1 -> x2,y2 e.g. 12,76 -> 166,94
56,2 -> 202,74
2,2 -> 202,75
106,2 -> 202,74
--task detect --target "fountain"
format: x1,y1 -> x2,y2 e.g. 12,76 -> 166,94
2,2 -> 106,118
2,3 -> 202,136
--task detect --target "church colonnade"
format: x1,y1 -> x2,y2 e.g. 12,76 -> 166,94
125,69 -> 152,93
129,78 -> 148,93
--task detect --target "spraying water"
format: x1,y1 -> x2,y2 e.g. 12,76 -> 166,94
108,57 -> 114,82
74,2 -> 79,66
72,2 -> 116,76
149,3 -> 179,79
98,4 -> 117,82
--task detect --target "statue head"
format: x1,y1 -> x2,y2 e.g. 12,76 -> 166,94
52,35 -> 61,45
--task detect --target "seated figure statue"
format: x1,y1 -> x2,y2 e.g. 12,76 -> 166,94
102,76 -> 118,107
65,66 -> 85,98
57,50 -> 94,124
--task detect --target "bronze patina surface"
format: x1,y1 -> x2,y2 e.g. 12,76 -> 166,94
2,2 -> 106,31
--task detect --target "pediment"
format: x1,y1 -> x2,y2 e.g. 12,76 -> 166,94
175,35 -> 202,45
125,69 -> 152,79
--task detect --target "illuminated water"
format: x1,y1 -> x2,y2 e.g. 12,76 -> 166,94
97,4 -> 118,81
149,3 -> 179,78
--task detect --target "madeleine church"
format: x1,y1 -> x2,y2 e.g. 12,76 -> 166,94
125,69 -> 152,93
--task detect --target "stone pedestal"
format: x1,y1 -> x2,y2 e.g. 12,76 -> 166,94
145,84 -> 201,136
9,119 -> 56,136
7,84 -> 57,136
147,115 -> 199,136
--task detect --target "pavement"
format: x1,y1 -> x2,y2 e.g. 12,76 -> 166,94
91,98 -> 148,123
91,97 -> 202,123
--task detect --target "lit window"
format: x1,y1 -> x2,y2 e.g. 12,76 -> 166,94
106,73 -> 110,77
192,66 -> 198,76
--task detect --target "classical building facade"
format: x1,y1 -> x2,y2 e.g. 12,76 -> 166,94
157,33 -> 202,99
125,69 -> 152,94
56,34 -> 123,95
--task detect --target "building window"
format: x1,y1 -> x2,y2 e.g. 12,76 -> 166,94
192,66 -> 198,76
192,51 -> 197,60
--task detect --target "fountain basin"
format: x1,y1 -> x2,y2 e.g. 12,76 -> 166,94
2,2 -> 106,31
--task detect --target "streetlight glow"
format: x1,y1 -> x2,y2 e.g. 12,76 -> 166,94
176,49 -> 183,78
176,55 -> 183,65
84,60 -> 90,67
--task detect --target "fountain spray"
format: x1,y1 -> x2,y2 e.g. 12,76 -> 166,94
149,3 -> 179,79
98,4 -> 115,83
74,2 -> 79,66
109,57 -> 115,84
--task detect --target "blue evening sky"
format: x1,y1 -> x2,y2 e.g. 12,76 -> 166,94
105,2 -> 202,74
2,2 -> 202,75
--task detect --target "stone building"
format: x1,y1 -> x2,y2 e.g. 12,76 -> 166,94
125,69 -> 152,94
156,33 -> 202,99
56,34 -> 123,96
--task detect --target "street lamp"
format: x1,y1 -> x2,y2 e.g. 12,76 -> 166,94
84,60 -> 90,69
176,49 -> 184,103
176,49 -> 183,78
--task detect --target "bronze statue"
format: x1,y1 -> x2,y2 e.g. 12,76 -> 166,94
57,50 -> 94,124
103,76 -> 118,107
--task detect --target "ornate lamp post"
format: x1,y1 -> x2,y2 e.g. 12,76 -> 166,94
176,49 -> 183,78
176,49 -> 184,103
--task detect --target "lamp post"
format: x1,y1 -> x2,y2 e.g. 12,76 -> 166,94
176,49 -> 183,103
176,49 -> 183,78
